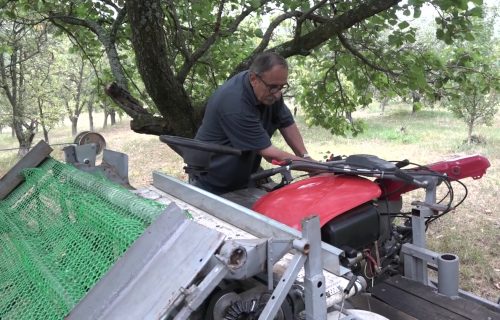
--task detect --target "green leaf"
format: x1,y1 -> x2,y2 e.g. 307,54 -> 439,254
464,33 -> 475,41
249,0 -> 260,9
405,33 -> 416,43
398,21 -> 410,29
5,10 -> 17,19
254,28 -> 263,38
408,64 -> 426,90
413,7 -> 421,18
467,7 -> 482,17
443,32 -> 453,45
436,28 -> 444,40
456,0 -> 468,10
439,0 -> 453,10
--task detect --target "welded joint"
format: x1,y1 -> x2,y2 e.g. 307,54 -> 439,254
401,243 -> 440,265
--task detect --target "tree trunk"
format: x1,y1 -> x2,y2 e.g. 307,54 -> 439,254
346,111 -> 354,125
467,121 -> 474,145
88,101 -> 94,132
38,98 -> 50,143
412,91 -> 421,113
380,97 -> 389,113
126,0 -> 198,137
110,109 -> 116,125
103,108 -> 109,129
15,120 -> 37,157
43,126 -> 49,143
71,117 -> 78,136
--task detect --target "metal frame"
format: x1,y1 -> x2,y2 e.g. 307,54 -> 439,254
402,177 -> 460,297
67,203 -> 226,319
0,140 -> 53,199
69,202 -> 330,319
153,172 -> 349,276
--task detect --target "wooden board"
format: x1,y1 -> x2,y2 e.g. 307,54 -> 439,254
370,275 -> 500,320
347,293 -> 418,320
0,140 -> 52,200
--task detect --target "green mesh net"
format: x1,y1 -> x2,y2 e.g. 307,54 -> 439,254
0,158 -> 166,319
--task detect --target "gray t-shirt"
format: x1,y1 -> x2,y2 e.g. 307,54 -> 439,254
194,70 -> 294,194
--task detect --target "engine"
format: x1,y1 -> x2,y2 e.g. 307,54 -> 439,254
320,202 -> 379,251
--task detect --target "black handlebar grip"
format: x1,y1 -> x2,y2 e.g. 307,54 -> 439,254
250,168 -> 279,181
395,159 -> 410,168
394,169 -> 416,184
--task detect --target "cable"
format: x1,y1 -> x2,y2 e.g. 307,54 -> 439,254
426,179 -> 468,227
0,142 -> 73,152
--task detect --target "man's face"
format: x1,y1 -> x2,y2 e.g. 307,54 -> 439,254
250,65 -> 289,106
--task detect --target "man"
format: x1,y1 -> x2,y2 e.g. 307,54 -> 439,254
191,52 -> 311,194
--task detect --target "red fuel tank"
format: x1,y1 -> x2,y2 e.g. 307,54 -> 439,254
253,175 -> 382,230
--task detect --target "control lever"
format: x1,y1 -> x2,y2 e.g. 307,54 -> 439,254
395,159 -> 410,168
395,170 -> 428,187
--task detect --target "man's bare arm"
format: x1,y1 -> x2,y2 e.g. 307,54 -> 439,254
279,123 -> 309,158
258,144 -> 303,163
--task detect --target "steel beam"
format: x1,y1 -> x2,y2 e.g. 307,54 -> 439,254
0,140 -> 53,199
67,203 -> 226,320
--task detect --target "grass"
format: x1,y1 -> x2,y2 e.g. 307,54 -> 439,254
1,103 -> 499,303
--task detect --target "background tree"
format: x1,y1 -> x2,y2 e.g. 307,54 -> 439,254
1,0 -> 497,139
433,4 -> 500,144
26,35 -> 67,143
0,21 -> 48,155
60,54 -> 95,136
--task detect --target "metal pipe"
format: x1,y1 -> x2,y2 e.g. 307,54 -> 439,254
437,253 -> 459,297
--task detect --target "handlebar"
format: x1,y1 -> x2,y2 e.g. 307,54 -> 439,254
394,169 -> 428,187
250,156 -> 430,187
252,167 -> 286,181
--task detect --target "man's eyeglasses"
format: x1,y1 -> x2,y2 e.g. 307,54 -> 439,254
256,74 -> 289,94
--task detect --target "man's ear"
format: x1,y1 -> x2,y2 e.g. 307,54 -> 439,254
249,72 -> 258,87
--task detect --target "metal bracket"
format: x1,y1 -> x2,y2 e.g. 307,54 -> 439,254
401,243 -> 459,297
64,144 -> 131,188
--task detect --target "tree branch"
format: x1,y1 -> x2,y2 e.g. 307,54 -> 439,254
275,0 -> 401,57
229,11 -> 307,78
294,0 -> 329,43
99,0 -> 121,12
337,33 -> 398,75
109,4 -> 127,42
229,0 -> 401,76
165,0 -> 191,62
105,82 -> 175,135
177,0 -> 271,82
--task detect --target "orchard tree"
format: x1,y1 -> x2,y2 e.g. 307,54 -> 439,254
0,0 -> 491,138
60,54 -> 95,136
450,86 -> 498,144
26,36 -> 67,143
0,21 -> 48,155
440,8 -> 500,144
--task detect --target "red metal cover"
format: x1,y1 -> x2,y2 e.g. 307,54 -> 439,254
381,154 -> 490,200
252,175 -> 381,230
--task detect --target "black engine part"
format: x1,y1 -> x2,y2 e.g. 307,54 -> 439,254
321,203 -> 379,250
